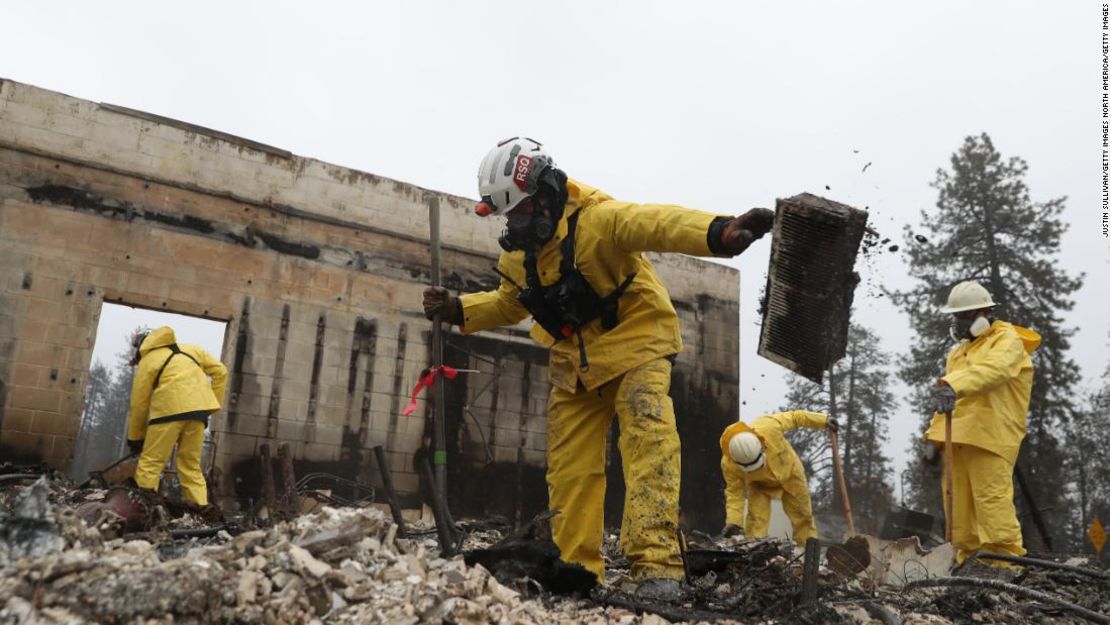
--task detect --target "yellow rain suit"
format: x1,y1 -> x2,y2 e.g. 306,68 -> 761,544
128,326 -> 227,505
459,179 -> 724,582
925,320 -> 1040,564
719,411 -> 830,545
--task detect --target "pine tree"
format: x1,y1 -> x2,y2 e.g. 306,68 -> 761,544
72,361 -> 113,480
781,324 -> 897,533
891,133 -> 1083,549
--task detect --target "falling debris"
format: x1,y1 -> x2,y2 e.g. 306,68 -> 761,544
915,233 -> 929,244
888,244 -> 900,252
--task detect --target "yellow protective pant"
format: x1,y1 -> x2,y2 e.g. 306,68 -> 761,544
546,358 -> 683,582
133,419 -> 208,505
944,443 -> 1025,565
745,455 -> 817,545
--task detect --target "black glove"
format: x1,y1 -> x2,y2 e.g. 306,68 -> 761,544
933,383 -> 957,414
826,417 -> 840,433
719,208 -> 775,256
422,287 -> 459,324
722,524 -> 744,538
127,439 -> 144,454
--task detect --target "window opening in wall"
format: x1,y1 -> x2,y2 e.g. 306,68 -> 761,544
71,303 -> 227,485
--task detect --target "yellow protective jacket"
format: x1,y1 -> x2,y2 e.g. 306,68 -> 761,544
128,326 -> 228,441
719,411 -> 829,526
926,320 -> 1040,464
459,179 -> 721,392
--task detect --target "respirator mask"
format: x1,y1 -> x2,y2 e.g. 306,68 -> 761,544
498,203 -> 556,252
949,314 -> 991,342
496,168 -> 568,252
129,332 -> 149,366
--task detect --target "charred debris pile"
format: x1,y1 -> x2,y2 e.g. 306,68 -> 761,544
1,470 -> 1108,625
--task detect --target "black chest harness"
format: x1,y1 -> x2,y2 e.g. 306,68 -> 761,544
145,344 -> 212,426
151,344 -> 202,389
496,211 -> 636,372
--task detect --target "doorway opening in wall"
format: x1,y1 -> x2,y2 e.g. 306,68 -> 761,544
71,302 -> 227,484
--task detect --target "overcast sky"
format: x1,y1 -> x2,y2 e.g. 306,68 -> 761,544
5,2 -> 1106,497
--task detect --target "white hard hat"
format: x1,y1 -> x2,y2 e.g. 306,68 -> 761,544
475,137 -> 554,217
940,280 -> 996,314
728,432 -> 766,473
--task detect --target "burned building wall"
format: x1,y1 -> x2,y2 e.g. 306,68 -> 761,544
0,80 -> 738,530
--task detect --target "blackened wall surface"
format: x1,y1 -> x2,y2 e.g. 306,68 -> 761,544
0,80 -> 739,530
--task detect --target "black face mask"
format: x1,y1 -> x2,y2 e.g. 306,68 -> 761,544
499,209 -> 555,251
496,166 -> 568,252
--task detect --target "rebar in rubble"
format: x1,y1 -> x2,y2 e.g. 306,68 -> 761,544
970,551 -> 1110,580
903,577 -> 1110,625
373,445 -> 407,537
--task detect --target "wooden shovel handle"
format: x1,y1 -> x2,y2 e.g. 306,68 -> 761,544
944,409 -> 954,543
829,429 -> 855,535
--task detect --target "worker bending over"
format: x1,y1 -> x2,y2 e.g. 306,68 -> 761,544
423,137 -> 773,599
720,411 -> 837,544
127,326 -> 227,506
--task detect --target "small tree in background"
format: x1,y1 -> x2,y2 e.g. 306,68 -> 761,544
1064,361 -> 1110,558
71,328 -> 144,480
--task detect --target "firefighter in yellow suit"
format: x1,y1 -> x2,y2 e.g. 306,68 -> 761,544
927,281 -> 1041,566
422,138 -> 773,599
127,326 -> 227,505
719,411 -> 836,544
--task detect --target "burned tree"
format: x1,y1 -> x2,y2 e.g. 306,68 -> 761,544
891,133 -> 1083,549
781,324 -> 896,534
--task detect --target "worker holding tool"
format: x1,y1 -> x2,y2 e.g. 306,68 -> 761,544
926,280 -> 1040,567
421,137 -> 773,599
127,326 -> 227,506
719,411 -> 837,544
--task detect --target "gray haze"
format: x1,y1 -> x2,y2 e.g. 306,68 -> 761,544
5,2 -> 1106,496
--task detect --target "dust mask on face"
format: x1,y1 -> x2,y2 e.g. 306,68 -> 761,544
968,316 -> 991,337
950,315 -> 991,341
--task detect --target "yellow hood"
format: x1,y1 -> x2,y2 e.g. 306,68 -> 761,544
140,326 -> 177,356
1013,324 -> 1041,354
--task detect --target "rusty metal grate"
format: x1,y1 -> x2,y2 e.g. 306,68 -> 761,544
757,193 -> 868,384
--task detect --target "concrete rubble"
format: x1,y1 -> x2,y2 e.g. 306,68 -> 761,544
1,475 -> 1108,624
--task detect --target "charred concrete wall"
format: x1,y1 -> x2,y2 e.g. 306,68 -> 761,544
0,80 -> 739,530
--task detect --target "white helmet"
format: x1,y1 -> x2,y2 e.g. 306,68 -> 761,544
940,280 -> 996,314
475,137 -> 554,217
728,432 -> 766,473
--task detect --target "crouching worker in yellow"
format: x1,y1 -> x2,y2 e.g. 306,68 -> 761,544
127,326 -> 227,506
422,138 -> 773,601
719,411 -> 837,544
927,280 -> 1041,566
